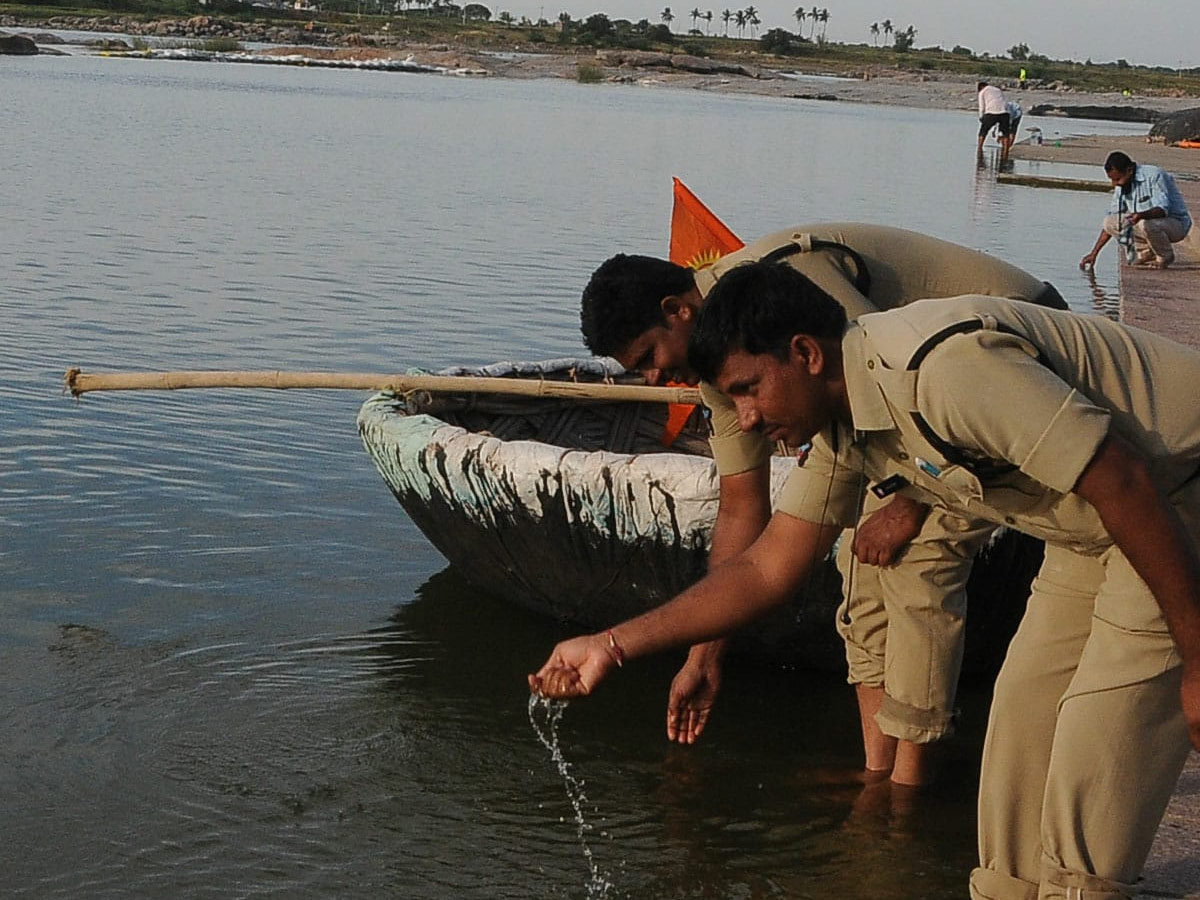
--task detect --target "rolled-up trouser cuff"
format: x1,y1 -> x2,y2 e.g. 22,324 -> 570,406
876,692 -> 956,743
1037,859 -> 1138,899
970,867 -> 1037,900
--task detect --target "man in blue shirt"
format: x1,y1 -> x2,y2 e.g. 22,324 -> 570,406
1080,151 -> 1192,270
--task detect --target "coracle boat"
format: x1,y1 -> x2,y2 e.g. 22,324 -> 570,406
357,357 -> 1041,673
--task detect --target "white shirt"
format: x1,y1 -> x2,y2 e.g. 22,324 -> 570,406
978,85 -> 1006,115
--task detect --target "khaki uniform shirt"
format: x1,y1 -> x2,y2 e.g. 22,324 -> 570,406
777,296 -> 1200,555
693,224 -> 1054,475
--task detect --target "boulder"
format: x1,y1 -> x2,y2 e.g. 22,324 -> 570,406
1149,107 -> 1200,145
1026,104 -> 1159,123
0,32 -> 37,54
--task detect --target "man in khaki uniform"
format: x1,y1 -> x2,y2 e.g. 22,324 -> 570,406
580,223 -> 1064,785
532,261 -> 1200,900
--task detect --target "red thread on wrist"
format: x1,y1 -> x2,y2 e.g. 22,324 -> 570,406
605,630 -> 625,667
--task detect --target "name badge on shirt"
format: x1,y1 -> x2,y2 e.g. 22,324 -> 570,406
916,457 -> 943,479
871,473 -> 910,499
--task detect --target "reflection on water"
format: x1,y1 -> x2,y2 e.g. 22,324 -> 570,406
1084,268 -> 1123,320
2,564 -> 988,899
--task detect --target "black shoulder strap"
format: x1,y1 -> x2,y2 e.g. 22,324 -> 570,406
760,239 -> 872,297
905,318 -> 1050,481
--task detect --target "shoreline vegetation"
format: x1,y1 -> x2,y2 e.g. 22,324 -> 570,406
5,4 -> 1200,120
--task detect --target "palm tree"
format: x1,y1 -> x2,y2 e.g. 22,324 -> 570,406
661,6 -> 674,28
734,8 -> 745,36
882,18 -> 893,43
808,5 -> 819,38
703,10 -> 713,34
869,21 -> 879,46
817,7 -> 828,39
689,6 -> 700,30
721,7 -> 731,34
794,6 -> 806,33
743,5 -> 757,37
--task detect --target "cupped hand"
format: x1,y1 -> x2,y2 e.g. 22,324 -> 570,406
528,633 -> 616,699
1079,254 -> 1096,272
666,646 -> 723,744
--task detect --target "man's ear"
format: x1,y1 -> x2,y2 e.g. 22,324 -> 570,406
662,286 -> 703,322
661,294 -> 693,322
790,334 -> 825,374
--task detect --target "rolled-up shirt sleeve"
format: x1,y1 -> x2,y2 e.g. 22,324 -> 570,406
914,331 -> 1111,494
701,381 -> 774,476
775,433 -> 864,527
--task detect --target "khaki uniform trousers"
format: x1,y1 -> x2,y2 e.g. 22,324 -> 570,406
1102,213 -> 1190,263
836,491 -> 996,743
969,480 -> 1200,900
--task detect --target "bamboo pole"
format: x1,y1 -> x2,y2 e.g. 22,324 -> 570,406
63,368 -> 703,404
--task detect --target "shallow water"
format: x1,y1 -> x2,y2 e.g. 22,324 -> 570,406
2,51 -> 1138,897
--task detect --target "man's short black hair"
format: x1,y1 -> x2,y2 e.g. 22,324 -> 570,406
689,261 -> 848,383
977,81 -> 988,91
1104,151 -> 1135,174
579,254 -> 696,358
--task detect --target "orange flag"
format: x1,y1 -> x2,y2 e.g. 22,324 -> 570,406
662,179 -> 744,447
668,177 -> 744,269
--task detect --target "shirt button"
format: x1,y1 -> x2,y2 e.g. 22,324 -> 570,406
866,359 -> 875,369
897,451 -> 909,460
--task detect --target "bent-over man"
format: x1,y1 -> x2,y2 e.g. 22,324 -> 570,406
579,223 -> 1064,786
977,81 -> 1011,153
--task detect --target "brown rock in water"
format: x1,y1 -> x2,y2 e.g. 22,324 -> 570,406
0,32 -> 37,54
1149,107 -> 1200,145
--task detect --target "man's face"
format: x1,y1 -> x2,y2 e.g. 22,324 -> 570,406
1107,166 -> 1134,190
615,299 -> 697,385
713,340 -> 830,449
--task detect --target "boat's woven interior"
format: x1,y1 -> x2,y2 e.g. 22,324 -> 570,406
405,392 -> 714,457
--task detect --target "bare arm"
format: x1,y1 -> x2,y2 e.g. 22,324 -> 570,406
1129,207 -> 1166,222
1080,230 -> 1113,271
710,465 -> 774,566
667,465 -> 773,743
529,512 -> 842,699
1073,432 -> 1200,748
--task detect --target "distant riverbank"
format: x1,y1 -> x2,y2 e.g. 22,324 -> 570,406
6,13 -> 1200,122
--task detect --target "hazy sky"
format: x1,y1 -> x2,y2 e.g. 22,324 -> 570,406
498,0 -> 1200,70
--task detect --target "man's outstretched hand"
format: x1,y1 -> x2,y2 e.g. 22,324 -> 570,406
666,642 -> 724,744
528,633 -> 619,699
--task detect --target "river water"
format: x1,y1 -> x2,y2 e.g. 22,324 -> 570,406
2,50 -> 1141,898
